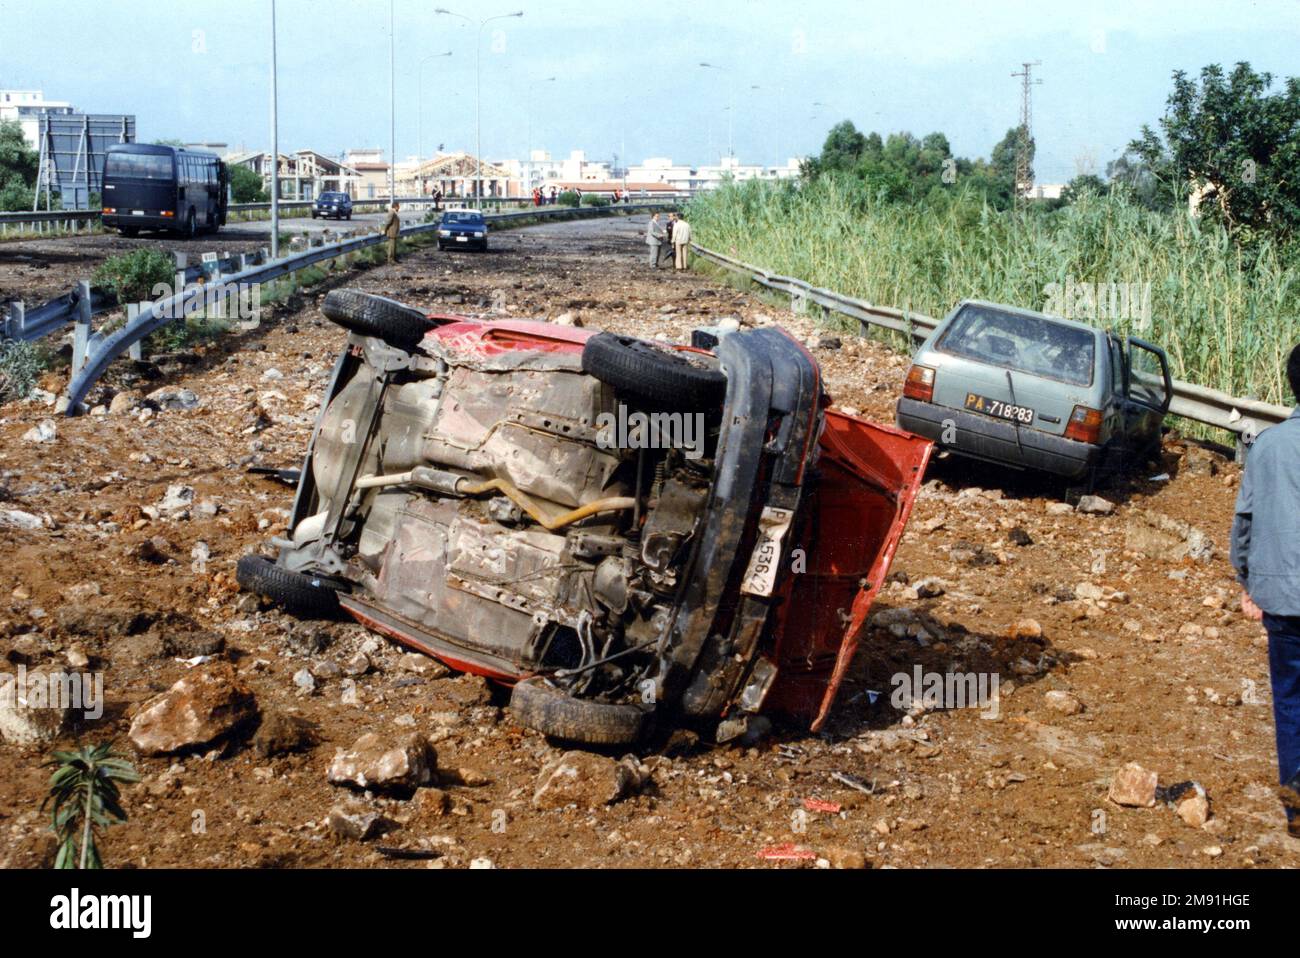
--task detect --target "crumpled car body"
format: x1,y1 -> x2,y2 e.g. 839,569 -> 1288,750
245,291 -> 931,743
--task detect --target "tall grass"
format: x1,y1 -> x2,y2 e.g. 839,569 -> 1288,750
688,177 -> 1300,409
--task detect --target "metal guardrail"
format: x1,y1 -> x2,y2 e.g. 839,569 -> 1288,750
691,244 -> 1293,440
55,201 -> 674,413
0,192 -> 689,233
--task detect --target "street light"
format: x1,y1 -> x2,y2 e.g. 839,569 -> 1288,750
388,0 -> 395,200
699,62 -> 734,158
419,51 -> 454,164
436,7 -> 524,200
269,0 -> 279,259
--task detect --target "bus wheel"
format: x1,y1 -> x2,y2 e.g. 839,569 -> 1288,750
184,210 -> 196,238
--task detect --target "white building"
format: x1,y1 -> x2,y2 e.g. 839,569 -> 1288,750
628,155 -> 804,192
0,89 -> 75,148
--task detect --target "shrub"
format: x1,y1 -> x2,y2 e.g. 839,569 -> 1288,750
92,248 -> 176,306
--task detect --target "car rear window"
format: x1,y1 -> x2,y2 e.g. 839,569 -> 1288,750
936,305 -> 1095,387
443,213 -> 483,225
105,152 -> 173,180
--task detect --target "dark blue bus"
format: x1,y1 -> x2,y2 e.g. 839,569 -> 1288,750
101,143 -> 228,237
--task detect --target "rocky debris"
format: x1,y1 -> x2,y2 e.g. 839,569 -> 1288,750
1046,502 -> 1075,516
21,420 -> 56,444
157,484 -> 196,519
409,787 -> 451,820
162,629 -> 224,658
252,711 -> 317,757
328,800 -> 390,841
342,651 -> 371,677
0,509 -> 44,531
532,751 -> 646,810
1124,509 -> 1215,563
1076,495 -> 1115,516
822,845 -> 869,869
292,668 -> 317,694
132,536 -> 176,564
108,391 -> 140,415
128,661 -> 258,755
0,670 -> 71,746
146,387 -> 200,411
1010,618 -> 1043,640
1044,690 -> 1083,715
1177,787 -> 1211,827
328,732 -> 436,792
914,577 -> 947,599
397,652 -> 450,678
552,311 -> 583,327
1008,527 -> 1034,547
1108,762 -> 1158,808
1181,444 -> 1220,477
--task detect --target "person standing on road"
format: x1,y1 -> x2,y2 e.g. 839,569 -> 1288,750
671,213 -> 692,271
383,202 -> 401,264
1232,342 -> 1300,839
645,212 -> 666,268
658,212 -> 676,268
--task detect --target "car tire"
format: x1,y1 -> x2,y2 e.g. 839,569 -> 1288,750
120,228 -> 138,238
581,331 -> 726,409
311,212 -> 318,219
320,288 -> 434,352
509,678 -> 652,746
345,212 -> 352,221
235,554 -> 345,618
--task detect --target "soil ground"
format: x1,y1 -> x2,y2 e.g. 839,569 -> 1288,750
0,214 -> 1294,869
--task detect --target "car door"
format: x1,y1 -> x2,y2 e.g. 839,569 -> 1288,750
1124,337 -> 1172,451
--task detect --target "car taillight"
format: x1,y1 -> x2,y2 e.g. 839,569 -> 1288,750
102,207 -> 115,214
903,364 -> 935,402
1064,405 -> 1103,444
161,210 -> 174,218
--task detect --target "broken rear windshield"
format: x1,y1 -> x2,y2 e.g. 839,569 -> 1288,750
936,305 -> 1095,387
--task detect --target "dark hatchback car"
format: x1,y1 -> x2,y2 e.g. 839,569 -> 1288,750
896,299 -> 1171,482
237,289 -> 931,745
312,192 -> 353,220
437,209 -> 489,251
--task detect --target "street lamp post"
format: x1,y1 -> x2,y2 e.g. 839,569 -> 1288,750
419,51 -> 454,165
436,8 -> 523,200
700,62 -> 734,158
388,0 -> 395,200
269,0 -> 279,259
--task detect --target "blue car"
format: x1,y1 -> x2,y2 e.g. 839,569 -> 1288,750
312,192 -> 352,220
437,209 -> 489,251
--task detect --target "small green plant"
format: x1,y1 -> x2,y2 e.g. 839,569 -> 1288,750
92,248 -> 175,306
557,190 -> 580,208
43,742 -> 139,869
580,194 -> 611,208
0,339 -> 51,402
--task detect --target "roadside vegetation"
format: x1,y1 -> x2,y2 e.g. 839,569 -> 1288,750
688,62 -> 1300,410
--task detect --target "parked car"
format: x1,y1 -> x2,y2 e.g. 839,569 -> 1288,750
437,209 -> 488,251
312,192 -> 352,220
896,299 -> 1171,482
237,289 -> 931,745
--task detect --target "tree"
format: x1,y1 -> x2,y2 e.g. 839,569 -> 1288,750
1133,62 -> 1300,238
0,119 -> 38,211
1060,173 -> 1107,205
229,164 -> 268,203
151,138 -> 186,147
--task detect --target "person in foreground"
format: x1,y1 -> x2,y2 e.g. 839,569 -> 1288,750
1232,342 -> 1300,839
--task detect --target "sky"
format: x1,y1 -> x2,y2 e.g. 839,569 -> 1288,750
1,0 -> 1299,183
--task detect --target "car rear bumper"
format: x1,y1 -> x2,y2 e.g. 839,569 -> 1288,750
896,396 -> 1099,478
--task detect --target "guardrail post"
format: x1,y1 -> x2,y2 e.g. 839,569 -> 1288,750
125,303 -> 143,360
4,301 -> 22,338
71,281 -> 92,371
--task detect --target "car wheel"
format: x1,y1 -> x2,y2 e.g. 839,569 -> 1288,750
581,331 -> 726,409
311,212 -> 318,219
345,212 -> 352,221
120,228 -> 138,238
509,678 -> 652,746
235,554 -> 346,618
320,288 -> 434,352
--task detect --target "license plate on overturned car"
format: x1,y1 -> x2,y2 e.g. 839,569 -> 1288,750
741,506 -> 794,597
965,392 -> 1034,425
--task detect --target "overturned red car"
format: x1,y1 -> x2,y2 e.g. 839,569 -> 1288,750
238,289 -> 931,745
